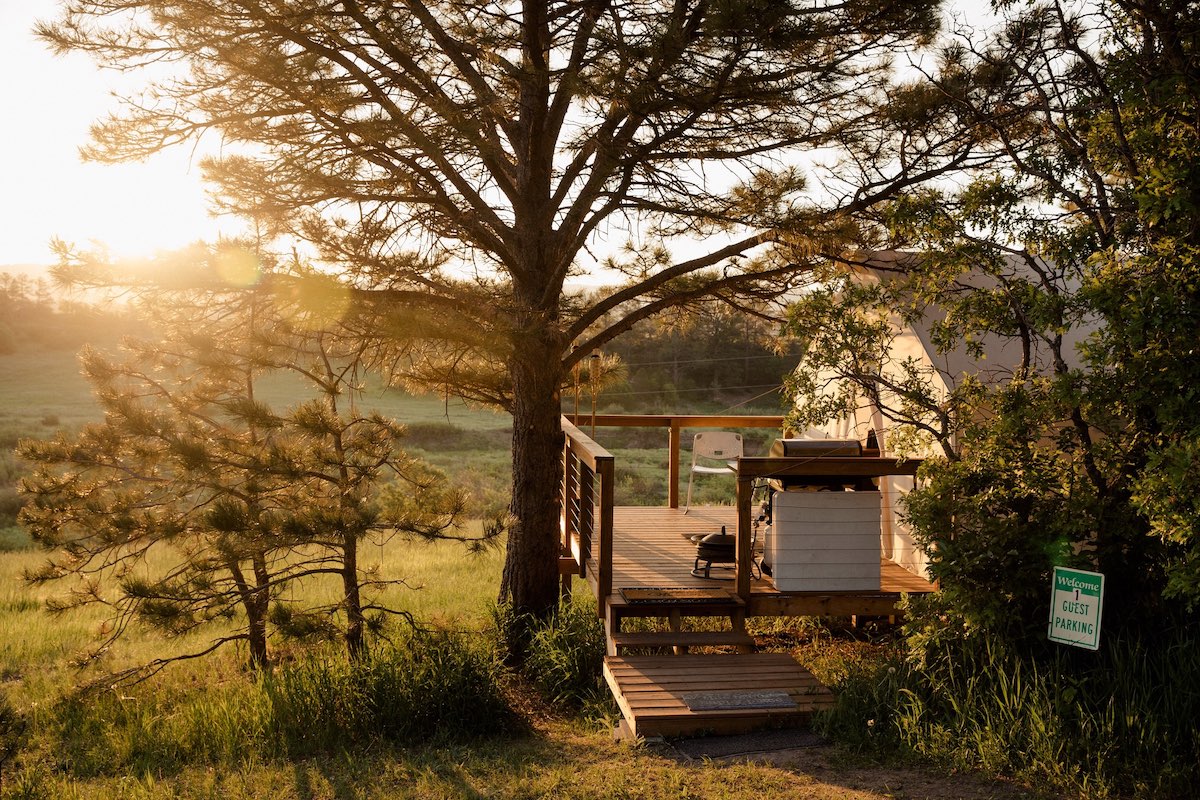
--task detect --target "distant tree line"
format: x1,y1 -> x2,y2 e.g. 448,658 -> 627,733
592,308 -> 802,414
0,273 -> 138,354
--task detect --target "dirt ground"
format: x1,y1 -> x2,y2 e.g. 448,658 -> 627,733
651,729 -> 1035,800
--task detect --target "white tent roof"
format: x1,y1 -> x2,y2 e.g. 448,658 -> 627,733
846,250 -> 1097,388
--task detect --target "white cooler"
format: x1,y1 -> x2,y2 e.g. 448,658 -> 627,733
766,490 -> 882,592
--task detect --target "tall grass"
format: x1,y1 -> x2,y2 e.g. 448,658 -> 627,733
21,632 -> 514,780
492,595 -> 609,714
0,525 -> 503,705
818,632 -> 1200,798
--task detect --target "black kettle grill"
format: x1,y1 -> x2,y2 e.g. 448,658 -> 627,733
692,526 -> 736,578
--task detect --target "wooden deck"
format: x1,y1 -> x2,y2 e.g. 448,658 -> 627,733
604,653 -> 835,738
559,416 -> 936,738
611,505 -> 933,617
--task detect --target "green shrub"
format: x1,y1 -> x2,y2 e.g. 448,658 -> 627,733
493,597 -> 607,711
614,471 -> 666,506
402,422 -> 511,451
0,527 -> 32,552
0,489 -> 21,528
818,630 -> 1200,798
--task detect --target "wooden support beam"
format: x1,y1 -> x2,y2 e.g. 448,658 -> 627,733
735,475 -> 753,604
668,423 -> 681,509
747,593 -> 909,618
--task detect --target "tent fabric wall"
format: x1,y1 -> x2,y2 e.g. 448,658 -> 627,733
795,250 -> 1096,580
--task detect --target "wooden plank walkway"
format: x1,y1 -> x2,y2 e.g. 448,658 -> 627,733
604,653 -> 834,738
598,505 -> 932,738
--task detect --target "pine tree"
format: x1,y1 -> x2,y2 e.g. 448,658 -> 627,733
40,0 -> 968,616
19,260 -> 467,675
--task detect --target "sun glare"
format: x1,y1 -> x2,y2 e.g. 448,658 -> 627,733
3,2 -> 237,267
275,273 -> 354,329
54,156 -> 242,262
214,242 -> 263,287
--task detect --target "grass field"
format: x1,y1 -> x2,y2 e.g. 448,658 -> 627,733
0,525 -> 505,708
0,349 -> 1038,800
0,349 -> 510,437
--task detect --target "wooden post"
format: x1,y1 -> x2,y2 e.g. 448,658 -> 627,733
578,466 -> 594,576
668,422 -> 681,508
735,470 -> 753,603
597,456 -> 615,606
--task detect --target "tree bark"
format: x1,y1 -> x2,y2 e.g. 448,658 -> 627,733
501,324 -> 565,618
342,533 -> 366,661
229,556 -> 270,672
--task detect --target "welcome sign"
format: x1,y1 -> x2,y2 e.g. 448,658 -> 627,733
1048,567 -> 1104,650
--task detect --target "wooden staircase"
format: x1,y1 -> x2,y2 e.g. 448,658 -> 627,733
602,589 -> 834,739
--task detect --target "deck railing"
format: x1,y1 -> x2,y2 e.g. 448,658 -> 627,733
561,417 -> 614,602
560,414 -> 922,608
562,413 -> 786,508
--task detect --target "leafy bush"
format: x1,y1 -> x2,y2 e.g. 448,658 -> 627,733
614,471 -> 666,506
493,597 -> 608,711
0,526 -> 32,552
818,627 -> 1200,798
402,422 -> 511,451
0,489 -> 21,528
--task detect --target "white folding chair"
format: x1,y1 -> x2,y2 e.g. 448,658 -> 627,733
684,431 -> 743,513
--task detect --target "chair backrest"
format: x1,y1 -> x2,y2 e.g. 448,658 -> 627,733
693,431 -> 743,460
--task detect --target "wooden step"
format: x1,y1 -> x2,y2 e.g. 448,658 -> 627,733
604,653 -> 834,739
609,629 -> 755,652
606,591 -> 744,620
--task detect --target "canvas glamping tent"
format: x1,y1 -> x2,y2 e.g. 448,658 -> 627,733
793,250 -> 1096,578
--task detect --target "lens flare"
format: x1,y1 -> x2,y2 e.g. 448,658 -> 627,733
274,273 -> 352,329
214,247 -> 262,287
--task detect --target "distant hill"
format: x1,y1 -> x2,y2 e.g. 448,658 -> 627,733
0,263 -> 53,280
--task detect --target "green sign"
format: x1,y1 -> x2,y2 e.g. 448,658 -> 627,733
1048,567 -> 1104,650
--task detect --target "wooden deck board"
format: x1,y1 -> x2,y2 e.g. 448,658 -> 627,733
604,653 -> 834,738
610,505 -> 934,606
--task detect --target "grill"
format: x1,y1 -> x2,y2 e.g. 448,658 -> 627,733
766,438 -> 865,492
691,526 -> 736,579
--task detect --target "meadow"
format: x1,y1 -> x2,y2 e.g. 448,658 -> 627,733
6,345 -> 1192,799
0,345 -> 1044,800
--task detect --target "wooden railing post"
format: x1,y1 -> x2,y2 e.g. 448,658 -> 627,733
735,471 -> 753,603
668,422 -> 681,508
560,416 -> 616,611
597,456 -> 615,604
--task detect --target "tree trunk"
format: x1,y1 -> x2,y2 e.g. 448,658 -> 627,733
342,532 -> 366,661
248,553 -> 272,671
229,555 -> 271,672
501,326 -> 565,619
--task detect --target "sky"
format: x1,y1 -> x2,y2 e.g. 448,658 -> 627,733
0,1 -> 240,268
0,1 -> 992,271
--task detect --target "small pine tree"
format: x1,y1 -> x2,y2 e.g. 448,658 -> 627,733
19,262 -> 471,676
